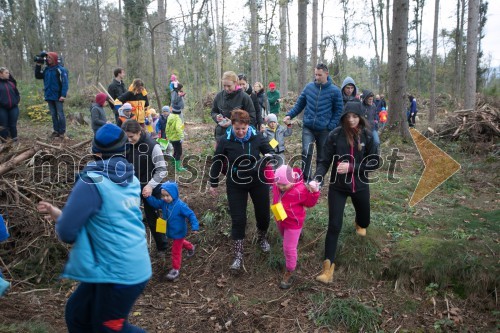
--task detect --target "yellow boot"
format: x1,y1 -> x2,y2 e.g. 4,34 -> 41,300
355,220 -> 367,236
315,259 -> 335,284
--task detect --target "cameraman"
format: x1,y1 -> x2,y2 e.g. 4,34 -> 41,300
34,52 -> 69,139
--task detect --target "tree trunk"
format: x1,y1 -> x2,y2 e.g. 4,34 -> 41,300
287,5 -> 294,92
319,0 -> 326,63
388,0 -> 410,139
464,0 -> 480,109
117,0 -> 123,66
311,0 -> 318,70
250,0 -> 260,83
370,0 -> 381,90
386,0 -> 392,68
429,0 -> 439,124
279,0 -> 288,97
297,0 -> 308,92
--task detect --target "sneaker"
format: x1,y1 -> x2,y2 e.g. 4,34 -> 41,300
50,132 -> 59,138
186,245 -> 196,258
259,238 -> 271,253
166,269 -> 180,281
230,258 -> 242,271
0,277 -> 10,296
279,271 -> 294,289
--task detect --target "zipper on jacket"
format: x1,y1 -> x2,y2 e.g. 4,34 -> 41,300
350,144 -> 356,193
313,84 -> 322,129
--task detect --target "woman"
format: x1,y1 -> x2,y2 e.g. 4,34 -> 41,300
115,79 -> 149,128
211,71 -> 256,142
310,102 -> 380,283
37,124 -> 151,332
238,74 -> 263,131
122,119 -> 168,252
209,110 -> 273,271
0,67 -> 20,142
253,81 -> 267,118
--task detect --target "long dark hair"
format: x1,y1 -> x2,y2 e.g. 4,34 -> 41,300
341,113 -> 367,151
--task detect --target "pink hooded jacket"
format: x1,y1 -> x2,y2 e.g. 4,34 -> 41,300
271,168 -> 320,229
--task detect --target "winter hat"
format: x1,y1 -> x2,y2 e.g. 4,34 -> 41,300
95,93 -> 107,106
269,82 -> 276,89
340,101 -> 365,120
92,124 -> 128,154
162,106 -> 170,113
47,52 -> 58,65
266,113 -> 278,123
170,74 -> 177,82
119,103 -> 133,112
274,165 -> 298,185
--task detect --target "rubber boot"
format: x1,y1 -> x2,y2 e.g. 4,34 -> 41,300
174,160 -> 187,172
354,219 -> 366,236
315,259 -> 335,284
230,240 -> 244,271
257,229 -> 270,253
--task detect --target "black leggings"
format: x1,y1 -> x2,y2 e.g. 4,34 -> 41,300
227,182 -> 270,240
324,188 -> 371,263
171,140 -> 182,160
142,185 -> 168,251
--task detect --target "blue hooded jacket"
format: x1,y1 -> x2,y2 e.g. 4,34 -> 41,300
34,64 -> 69,101
286,76 -> 343,131
146,182 -> 199,239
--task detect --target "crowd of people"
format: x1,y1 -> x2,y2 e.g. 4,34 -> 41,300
0,54 -> 423,331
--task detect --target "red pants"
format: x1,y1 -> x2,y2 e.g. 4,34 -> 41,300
171,238 -> 194,270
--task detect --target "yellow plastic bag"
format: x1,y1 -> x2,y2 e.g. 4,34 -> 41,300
156,217 -> 167,233
271,202 -> 287,221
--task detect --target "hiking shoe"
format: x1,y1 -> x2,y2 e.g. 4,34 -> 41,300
280,271 -> 294,289
166,269 -> 180,281
186,245 -> 196,258
0,277 -> 10,297
50,132 -> 59,138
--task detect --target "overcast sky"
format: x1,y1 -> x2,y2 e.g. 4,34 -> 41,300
143,0 -> 500,68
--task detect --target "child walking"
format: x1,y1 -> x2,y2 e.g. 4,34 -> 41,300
272,165 -> 320,289
116,103 -> 135,127
261,113 -> 292,168
145,181 -> 199,281
166,98 -> 186,172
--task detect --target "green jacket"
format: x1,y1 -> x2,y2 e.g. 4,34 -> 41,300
166,113 -> 184,141
267,90 -> 281,114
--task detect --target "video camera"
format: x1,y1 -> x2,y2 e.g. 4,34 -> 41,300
34,51 -> 48,64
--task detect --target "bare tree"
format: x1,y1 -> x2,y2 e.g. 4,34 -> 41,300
464,0 -> 480,109
117,0 -> 123,66
429,0 -> 439,124
370,0 -> 381,90
297,0 -> 308,91
388,0 -> 410,139
279,0 -> 289,97
386,0 -> 392,62
250,0 -> 261,83
311,0 -> 318,70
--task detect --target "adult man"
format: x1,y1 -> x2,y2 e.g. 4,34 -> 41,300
35,52 -> 69,138
108,67 -> 126,124
283,63 -> 343,181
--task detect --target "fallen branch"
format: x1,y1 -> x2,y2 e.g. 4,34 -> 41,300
0,147 -> 37,177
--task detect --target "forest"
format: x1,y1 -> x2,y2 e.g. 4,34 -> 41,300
0,0 -> 499,332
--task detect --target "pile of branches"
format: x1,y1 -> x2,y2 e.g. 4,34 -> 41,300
0,139 -> 91,288
428,96 -> 500,153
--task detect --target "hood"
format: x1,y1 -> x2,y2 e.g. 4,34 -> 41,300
161,181 -> 179,201
81,156 -> 135,186
341,76 -> 358,96
340,101 -> 365,121
362,89 -> 374,105
128,83 -> 148,96
118,108 -> 132,118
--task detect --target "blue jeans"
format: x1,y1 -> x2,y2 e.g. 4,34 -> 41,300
0,106 -> 19,140
47,100 -> 66,134
65,281 -> 148,333
372,129 -> 380,147
302,127 -> 330,181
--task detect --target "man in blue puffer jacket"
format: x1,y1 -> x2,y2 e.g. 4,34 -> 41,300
283,63 -> 343,181
34,52 -> 69,139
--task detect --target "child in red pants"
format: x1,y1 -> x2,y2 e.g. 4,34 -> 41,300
271,165 -> 320,289
145,181 -> 199,281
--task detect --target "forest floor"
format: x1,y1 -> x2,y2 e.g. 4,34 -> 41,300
0,112 -> 499,333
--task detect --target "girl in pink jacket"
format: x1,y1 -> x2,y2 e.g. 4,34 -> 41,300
272,165 -> 320,289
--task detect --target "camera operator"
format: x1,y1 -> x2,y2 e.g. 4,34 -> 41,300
34,52 -> 69,139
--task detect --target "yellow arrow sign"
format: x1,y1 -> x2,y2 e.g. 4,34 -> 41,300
409,128 -> 461,207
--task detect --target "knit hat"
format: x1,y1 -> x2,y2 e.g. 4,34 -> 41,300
95,92 -> 107,106
269,82 -> 276,89
118,103 -> 132,112
274,165 -> 299,185
266,113 -> 277,123
170,74 -> 177,82
47,52 -> 58,65
92,124 -> 128,154
162,106 -> 170,113
340,101 -> 365,121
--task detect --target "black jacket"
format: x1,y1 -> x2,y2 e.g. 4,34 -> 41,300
0,76 -> 20,109
211,88 -> 256,140
210,128 -> 273,187
314,126 -> 380,193
108,79 -> 126,100
244,85 -> 263,129
125,132 -> 158,186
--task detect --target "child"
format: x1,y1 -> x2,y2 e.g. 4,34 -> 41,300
0,214 -> 10,296
117,102 -> 135,127
145,108 -> 158,138
90,92 -> 109,134
169,74 -> 178,92
157,106 -> 170,139
145,181 -> 199,281
166,101 -> 186,172
262,113 -> 292,168
272,165 -> 320,289
171,83 -> 185,121
378,107 -> 388,131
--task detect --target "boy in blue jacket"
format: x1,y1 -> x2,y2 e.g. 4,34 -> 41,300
146,181 -> 199,281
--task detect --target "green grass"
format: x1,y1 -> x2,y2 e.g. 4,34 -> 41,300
308,294 -> 380,332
